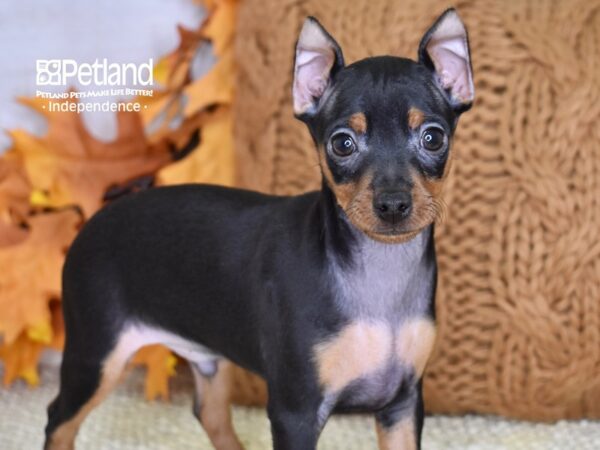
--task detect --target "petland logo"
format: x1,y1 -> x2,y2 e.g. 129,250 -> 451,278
36,59 -> 153,86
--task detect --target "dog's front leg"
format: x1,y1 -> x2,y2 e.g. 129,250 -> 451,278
267,393 -> 324,450
374,380 -> 424,450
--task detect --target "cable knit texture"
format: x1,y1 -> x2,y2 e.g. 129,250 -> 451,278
231,0 -> 600,421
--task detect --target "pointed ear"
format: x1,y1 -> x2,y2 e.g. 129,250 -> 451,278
293,17 -> 344,117
418,9 -> 474,112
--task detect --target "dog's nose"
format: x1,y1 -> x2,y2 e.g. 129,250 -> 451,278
373,191 -> 412,224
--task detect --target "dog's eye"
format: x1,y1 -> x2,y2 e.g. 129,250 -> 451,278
421,128 -> 445,152
331,134 -> 356,157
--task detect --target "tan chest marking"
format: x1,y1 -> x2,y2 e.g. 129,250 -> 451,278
314,318 -> 436,392
395,317 -> 436,378
314,322 -> 391,392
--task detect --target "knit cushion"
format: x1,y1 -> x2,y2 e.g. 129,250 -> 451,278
231,0 -> 600,421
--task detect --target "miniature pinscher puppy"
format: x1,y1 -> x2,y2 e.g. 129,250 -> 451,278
45,9 -> 474,450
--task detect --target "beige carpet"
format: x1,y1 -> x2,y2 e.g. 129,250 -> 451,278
1,355 -> 599,449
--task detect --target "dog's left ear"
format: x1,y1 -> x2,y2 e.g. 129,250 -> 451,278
293,17 -> 344,117
418,9 -> 474,112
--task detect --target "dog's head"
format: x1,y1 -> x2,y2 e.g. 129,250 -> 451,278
292,9 -> 474,243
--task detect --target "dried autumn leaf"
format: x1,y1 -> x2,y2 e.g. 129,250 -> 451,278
158,106 -> 235,186
155,25 -> 204,90
139,0 -> 236,142
0,221 -> 28,248
137,89 -> 173,129
141,94 -> 204,150
139,24 -> 206,136
201,0 -> 238,57
0,209 -> 80,345
131,345 -> 178,401
183,51 -> 234,117
140,34 -> 207,143
0,155 -> 30,223
0,331 -> 44,386
10,97 -> 173,218
0,156 -> 31,247
0,281 -> 70,387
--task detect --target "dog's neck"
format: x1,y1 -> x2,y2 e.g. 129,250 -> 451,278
317,181 -> 435,321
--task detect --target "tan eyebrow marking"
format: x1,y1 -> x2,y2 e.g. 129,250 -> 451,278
348,112 -> 367,134
408,107 -> 425,129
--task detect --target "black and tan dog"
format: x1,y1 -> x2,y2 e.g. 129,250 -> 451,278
45,9 -> 474,450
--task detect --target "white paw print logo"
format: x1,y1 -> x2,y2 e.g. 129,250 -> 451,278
36,60 -> 61,85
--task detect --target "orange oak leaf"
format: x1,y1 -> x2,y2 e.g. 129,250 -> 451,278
0,331 -> 44,386
154,25 -> 204,91
0,155 -> 31,232
0,221 -> 28,248
0,154 -> 32,246
158,106 -> 235,186
183,51 -> 234,117
140,33 -> 209,143
136,88 -> 173,129
201,0 -> 238,57
139,0 -> 236,144
131,344 -> 178,401
9,97 -> 173,218
0,301 -> 64,387
0,209 -> 80,345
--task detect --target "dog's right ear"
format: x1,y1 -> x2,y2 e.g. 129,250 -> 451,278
293,17 -> 344,117
418,9 -> 474,113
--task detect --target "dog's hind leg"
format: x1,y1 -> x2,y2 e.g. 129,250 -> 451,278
190,359 -> 245,450
44,327 -> 143,450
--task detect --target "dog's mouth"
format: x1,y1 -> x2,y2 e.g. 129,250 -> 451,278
339,208 -> 426,243
365,220 -> 425,243
374,226 -> 413,236
343,203 -> 440,243
372,219 -> 413,235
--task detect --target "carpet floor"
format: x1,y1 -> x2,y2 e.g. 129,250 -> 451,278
1,356 -> 599,449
